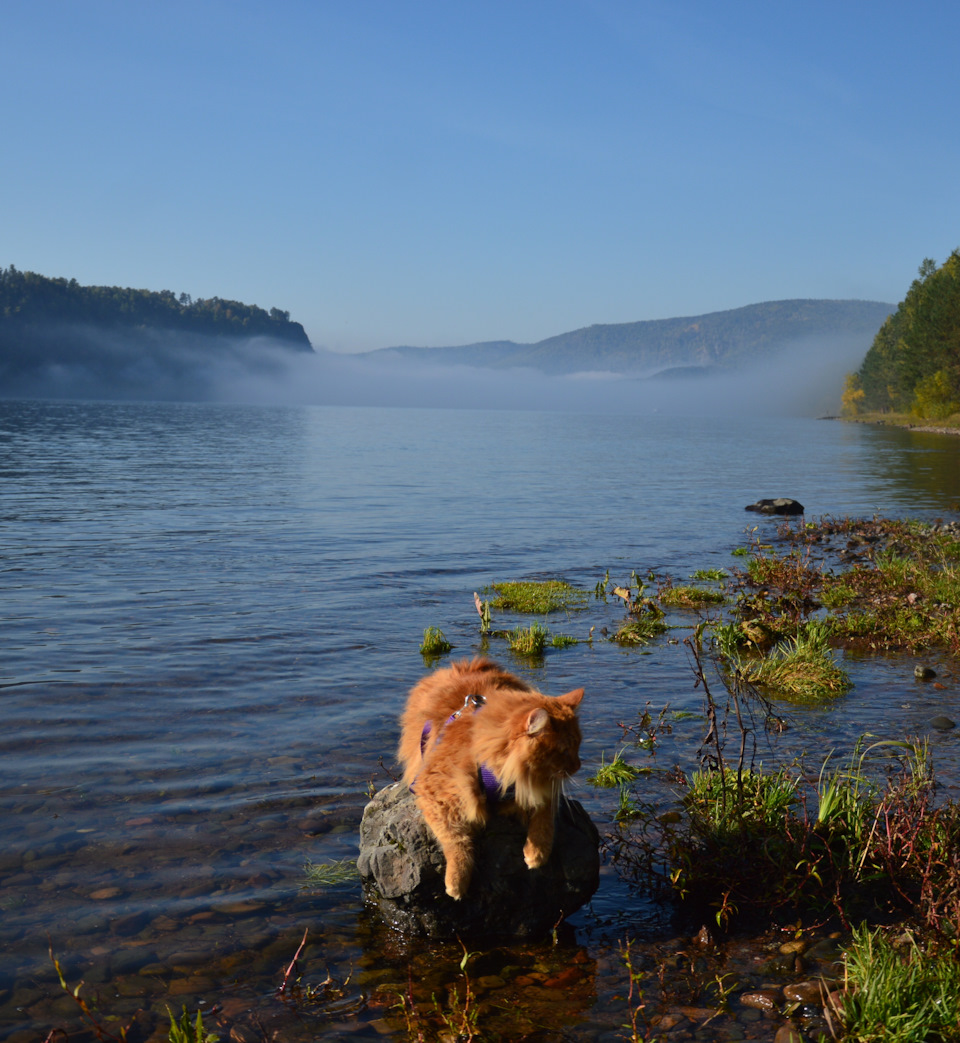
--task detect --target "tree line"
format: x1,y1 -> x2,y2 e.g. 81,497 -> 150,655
843,250 -> 960,419
0,265 -> 312,349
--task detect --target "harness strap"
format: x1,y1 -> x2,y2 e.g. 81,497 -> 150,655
411,693 -> 507,804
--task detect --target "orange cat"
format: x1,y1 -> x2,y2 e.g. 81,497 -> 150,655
398,658 -> 584,900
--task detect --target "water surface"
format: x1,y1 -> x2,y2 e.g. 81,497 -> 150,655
1,400 -> 959,1040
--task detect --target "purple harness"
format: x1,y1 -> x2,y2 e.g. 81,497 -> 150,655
413,693 -> 505,805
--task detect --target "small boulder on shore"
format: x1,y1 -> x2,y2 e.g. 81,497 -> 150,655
357,783 -> 599,939
745,498 -> 805,515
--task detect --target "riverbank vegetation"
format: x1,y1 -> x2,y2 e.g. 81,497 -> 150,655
843,249 -> 960,421
593,514 -> 960,1041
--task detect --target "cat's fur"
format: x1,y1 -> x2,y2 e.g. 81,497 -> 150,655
398,658 -> 584,900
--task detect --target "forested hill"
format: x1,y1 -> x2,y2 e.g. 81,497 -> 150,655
0,266 -> 312,401
365,299 -> 894,375
846,251 -> 960,419
0,266 -> 312,349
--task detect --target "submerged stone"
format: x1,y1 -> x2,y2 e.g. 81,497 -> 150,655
744,498 -> 805,515
357,783 -> 599,939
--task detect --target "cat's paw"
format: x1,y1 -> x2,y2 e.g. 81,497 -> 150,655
523,841 -> 548,869
444,866 -> 470,900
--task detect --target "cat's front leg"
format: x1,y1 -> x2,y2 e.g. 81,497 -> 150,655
522,801 -> 556,869
418,802 -> 477,900
442,841 -> 475,900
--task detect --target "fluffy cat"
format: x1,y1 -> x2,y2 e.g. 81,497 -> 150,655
398,657 -> 584,900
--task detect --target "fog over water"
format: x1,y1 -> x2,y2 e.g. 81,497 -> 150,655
0,325 -> 874,416
221,330 -> 868,417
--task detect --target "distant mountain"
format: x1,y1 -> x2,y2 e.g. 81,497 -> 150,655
365,299 -> 895,376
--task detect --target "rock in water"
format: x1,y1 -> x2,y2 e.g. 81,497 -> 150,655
357,783 -> 599,939
744,498 -> 805,515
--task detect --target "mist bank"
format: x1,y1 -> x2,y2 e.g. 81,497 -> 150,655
0,324 -> 304,403
215,329 -> 867,416
0,318 -> 877,417
0,322 -> 864,416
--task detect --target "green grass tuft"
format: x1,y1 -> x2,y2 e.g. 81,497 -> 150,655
741,621 -> 851,701
613,614 -> 668,645
659,585 -> 725,608
841,925 -> 960,1042
588,749 -> 643,788
486,580 -> 589,614
508,621 -> 549,656
419,626 -> 453,656
691,568 -> 728,581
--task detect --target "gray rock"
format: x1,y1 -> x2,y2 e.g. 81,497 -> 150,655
914,665 -> 937,681
744,498 -> 805,515
357,783 -> 599,939
930,715 -> 956,731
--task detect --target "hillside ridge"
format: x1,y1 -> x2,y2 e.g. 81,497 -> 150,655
366,298 -> 894,375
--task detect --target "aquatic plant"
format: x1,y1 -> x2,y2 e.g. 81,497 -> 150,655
419,626 -> 453,657
302,857 -> 358,889
168,1006 -> 219,1043
507,621 -> 548,656
691,568 -> 728,581
740,516 -> 960,655
394,943 -> 483,1042
684,765 -> 801,838
740,621 -> 851,701
612,601 -> 668,646
486,579 -> 589,613
658,585 -> 725,609
587,749 -> 643,788
550,632 -> 578,647
473,591 -> 492,633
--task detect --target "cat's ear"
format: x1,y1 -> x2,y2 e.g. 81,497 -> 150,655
558,688 -> 584,708
526,708 -> 549,735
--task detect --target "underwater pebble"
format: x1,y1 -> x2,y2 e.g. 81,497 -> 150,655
139,962 -> 169,977
782,980 -> 824,1004
803,937 -> 839,960
740,989 -> 780,1011
774,1025 -> 803,1043
543,966 -> 581,989
89,886 -> 122,900
475,974 -> 507,990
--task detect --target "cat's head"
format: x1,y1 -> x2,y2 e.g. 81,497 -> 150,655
494,688 -> 584,807
521,689 -> 584,781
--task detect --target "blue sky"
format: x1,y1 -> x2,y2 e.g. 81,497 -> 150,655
3,0 -> 958,352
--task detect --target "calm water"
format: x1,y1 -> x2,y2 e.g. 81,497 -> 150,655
2,399 -> 959,1041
